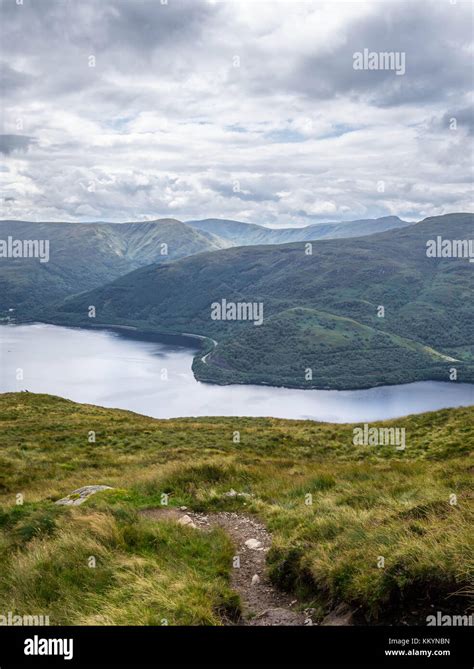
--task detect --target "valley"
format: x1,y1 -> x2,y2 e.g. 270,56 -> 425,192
36,213 -> 474,390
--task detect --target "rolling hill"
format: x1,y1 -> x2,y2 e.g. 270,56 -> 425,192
41,212 -> 474,390
0,218 -> 225,315
186,215 -> 413,246
0,215 -> 412,317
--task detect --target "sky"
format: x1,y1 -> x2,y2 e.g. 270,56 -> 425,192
0,0 -> 473,227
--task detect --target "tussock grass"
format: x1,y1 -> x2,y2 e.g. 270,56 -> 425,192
0,393 -> 472,624
0,504 -> 238,625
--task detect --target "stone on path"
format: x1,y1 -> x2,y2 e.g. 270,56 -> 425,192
245,538 -> 262,550
55,485 -> 113,506
178,514 -> 197,529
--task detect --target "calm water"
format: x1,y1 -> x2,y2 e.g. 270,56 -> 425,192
0,323 -> 473,422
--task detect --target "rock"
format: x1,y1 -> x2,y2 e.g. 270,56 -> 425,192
321,604 -> 356,626
179,506 -> 188,511
245,538 -> 262,550
178,514 -> 196,528
224,489 -> 252,499
55,485 -> 113,506
251,574 -> 260,586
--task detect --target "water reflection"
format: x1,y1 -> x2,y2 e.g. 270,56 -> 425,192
1,323 -> 473,423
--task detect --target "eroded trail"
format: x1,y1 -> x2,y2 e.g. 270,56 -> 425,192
140,508 -> 311,626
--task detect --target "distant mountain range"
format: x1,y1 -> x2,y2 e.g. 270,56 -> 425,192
186,215 -> 412,246
0,214 -> 414,314
0,218 -> 224,313
39,213 -> 474,390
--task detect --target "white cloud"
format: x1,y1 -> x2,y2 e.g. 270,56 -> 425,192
0,0 -> 472,225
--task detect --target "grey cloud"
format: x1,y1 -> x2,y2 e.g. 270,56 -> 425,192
0,134 -> 37,155
1,0 -> 218,107
204,178 -> 281,204
0,0 -> 216,61
0,62 -> 33,95
249,0 -> 472,107
102,0 -> 216,52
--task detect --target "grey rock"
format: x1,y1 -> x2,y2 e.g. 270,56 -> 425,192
178,514 -> 197,528
55,485 -> 113,506
245,538 -> 262,550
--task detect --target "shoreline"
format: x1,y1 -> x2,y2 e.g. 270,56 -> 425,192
6,318 -> 474,395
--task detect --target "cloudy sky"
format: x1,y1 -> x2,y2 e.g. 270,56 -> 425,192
0,0 -> 473,226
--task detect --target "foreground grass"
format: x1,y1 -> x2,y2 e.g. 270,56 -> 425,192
0,503 -> 237,625
0,393 -> 472,625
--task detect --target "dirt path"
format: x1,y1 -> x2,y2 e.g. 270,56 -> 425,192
140,508 -> 312,626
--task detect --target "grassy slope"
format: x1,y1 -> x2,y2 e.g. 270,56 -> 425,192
44,213 -> 474,389
0,219 -> 223,316
0,393 -> 472,625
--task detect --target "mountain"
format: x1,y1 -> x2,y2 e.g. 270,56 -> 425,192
186,215 -> 413,246
42,213 -> 474,390
0,215 -> 410,317
0,218 -> 225,315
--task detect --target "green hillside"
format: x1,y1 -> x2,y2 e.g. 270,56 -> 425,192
0,215 -> 410,319
44,213 -> 474,389
0,393 -> 472,625
0,218 -> 224,316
